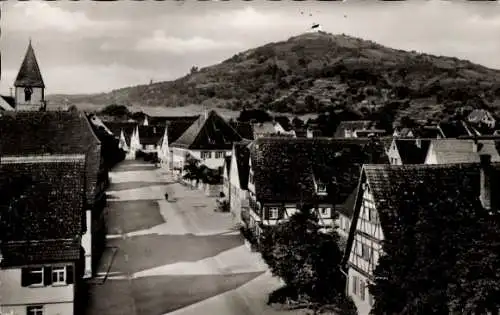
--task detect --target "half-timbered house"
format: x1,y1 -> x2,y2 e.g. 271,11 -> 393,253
247,137 -> 388,241
341,156 -> 500,315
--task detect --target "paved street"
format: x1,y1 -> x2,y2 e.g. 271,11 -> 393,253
85,159 -> 307,315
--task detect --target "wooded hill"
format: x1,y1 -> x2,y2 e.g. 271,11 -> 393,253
48,31 -> 500,124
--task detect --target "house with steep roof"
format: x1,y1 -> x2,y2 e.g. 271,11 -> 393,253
424,138 -> 500,165
228,140 -> 252,226
468,109 -> 496,129
341,157 -> 499,315
103,121 -> 137,159
0,156 -> 86,315
157,119 -> 198,169
252,121 -> 295,139
13,40 -> 47,111
247,137 -> 389,242
0,111 -> 106,279
387,138 -> 431,165
170,110 -> 243,171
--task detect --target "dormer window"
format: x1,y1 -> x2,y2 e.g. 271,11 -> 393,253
24,87 -> 33,102
317,182 -> 327,194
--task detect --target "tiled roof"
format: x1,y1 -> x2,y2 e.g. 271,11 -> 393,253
412,126 -> 441,139
138,125 -> 165,145
250,137 -> 389,205
14,42 -> 45,88
342,162 -> 500,268
438,120 -> 474,138
395,139 -> 431,164
234,142 -> 251,190
364,163 -> 499,235
0,96 -> 16,110
0,239 -> 81,267
0,111 -> 101,205
274,116 -> 293,131
230,121 -> 254,140
428,139 -> 500,164
0,158 -> 86,242
172,110 -> 242,150
334,120 -> 376,138
166,120 -> 198,144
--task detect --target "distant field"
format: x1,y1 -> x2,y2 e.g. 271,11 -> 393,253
48,102 -> 318,120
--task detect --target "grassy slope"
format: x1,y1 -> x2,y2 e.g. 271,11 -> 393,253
48,31 -> 500,122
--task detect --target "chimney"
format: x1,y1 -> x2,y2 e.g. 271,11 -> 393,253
480,154 -> 494,211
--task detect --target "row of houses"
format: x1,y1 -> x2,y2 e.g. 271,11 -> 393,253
217,134 -> 500,315
0,41 -> 124,315
0,111 -> 120,315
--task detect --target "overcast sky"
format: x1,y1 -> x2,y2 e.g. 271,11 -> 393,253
1,0 -> 500,95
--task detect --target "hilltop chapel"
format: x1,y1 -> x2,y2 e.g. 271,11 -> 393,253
1,40 -> 47,111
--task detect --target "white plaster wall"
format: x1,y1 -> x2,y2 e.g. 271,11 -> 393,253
0,269 -> 74,306
347,268 -> 373,315
81,210 -> 92,278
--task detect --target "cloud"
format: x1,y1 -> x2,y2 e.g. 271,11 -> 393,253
6,2 -> 126,35
1,64 -> 167,95
134,30 -> 242,54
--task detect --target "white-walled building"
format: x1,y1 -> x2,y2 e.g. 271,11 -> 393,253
170,110 -> 243,172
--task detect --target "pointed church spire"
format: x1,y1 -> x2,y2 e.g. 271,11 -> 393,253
14,40 -> 45,88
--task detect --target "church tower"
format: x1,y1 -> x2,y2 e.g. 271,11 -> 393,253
14,40 -> 46,111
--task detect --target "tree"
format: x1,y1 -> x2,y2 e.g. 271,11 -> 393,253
182,155 -> 202,185
237,108 -> 272,123
259,204 -> 356,313
100,104 -> 130,117
370,173 -> 500,315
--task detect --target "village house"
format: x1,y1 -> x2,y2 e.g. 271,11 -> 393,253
467,109 -> 496,129
226,141 -> 252,225
424,138 -> 500,164
156,118 -> 199,169
0,156 -> 86,315
252,121 -> 294,139
341,158 -> 499,315
386,138 -> 431,165
246,137 -> 388,243
170,110 -> 243,172
0,95 -> 16,111
0,111 -> 106,279
12,40 -> 47,111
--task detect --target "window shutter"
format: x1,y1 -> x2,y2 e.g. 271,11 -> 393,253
21,268 -> 30,287
44,266 -> 52,286
66,265 -> 74,284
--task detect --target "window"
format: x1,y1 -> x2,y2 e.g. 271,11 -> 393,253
320,208 -> 330,217
360,280 -> 366,300
215,151 -> 224,159
249,173 -> 254,184
22,267 -> 44,286
27,305 -> 44,315
269,207 -> 279,219
24,87 -> 33,102
201,151 -> 211,159
317,183 -> 327,194
352,276 -> 358,294
361,244 -> 371,260
52,267 -> 66,285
